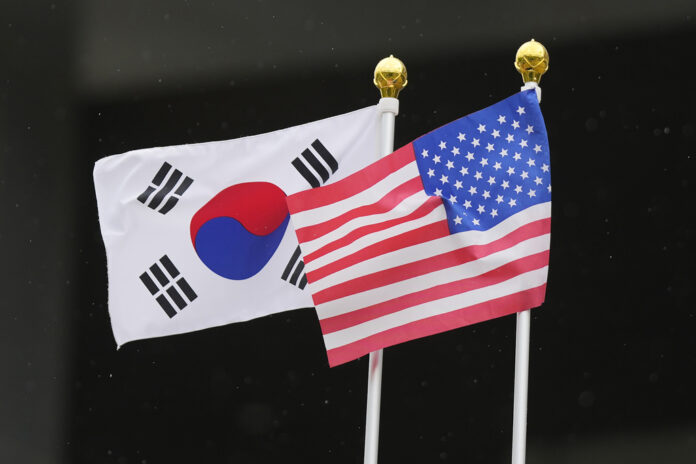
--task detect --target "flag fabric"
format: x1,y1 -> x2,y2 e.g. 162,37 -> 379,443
94,106 -> 380,347
287,90 -> 551,367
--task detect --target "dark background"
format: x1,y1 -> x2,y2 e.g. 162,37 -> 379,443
2,1 -> 695,463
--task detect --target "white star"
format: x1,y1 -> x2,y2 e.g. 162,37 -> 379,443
448,194 -> 457,204
472,138 -> 480,147
516,106 -> 526,115
487,176 -> 496,185
486,143 -> 494,152
497,115 -> 506,124
526,124 -> 534,134
434,188 -> 443,196
508,198 -> 517,207
472,218 -> 480,226
460,166 -> 469,176
439,141 -> 447,150
457,132 -> 466,142
547,184 -> 552,193
482,190 -> 491,199
499,148 -> 509,157
474,171 -> 483,180
534,176 -> 543,185
421,149 -> 429,158
493,161 -> 502,170
440,174 -> 449,184
477,204 -> 485,213
519,139 -> 528,148
427,168 -> 435,177
514,185 -> 523,194
501,180 -> 510,189
492,129 -> 500,139
454,180 -> 463,189
433,154 -> 441,164
512,120 -> 520,129
468,186 -> 477,195
480,157 -> 489,167
541,163 -> 549,172
513,152 -> 522,161
520,171 -> 529,179
507,167 -> 515,175
446,160 -> 455,169
495,195 -> 504,204
463,200 -> 472,209
506,133 -> 514,143
526,158 -> 536,167
465,152 -> 475,161
490,209 -> 498,218
451,147 -> 460,156
454,215 -> 463,225
533,144 -> 542,153
527,189 -> 536,198
477,124 -> 486,133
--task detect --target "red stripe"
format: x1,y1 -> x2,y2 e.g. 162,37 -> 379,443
307,220 -> 450,282
295,176 -> 423,243
320,250 -> 549,334
304,196 -> 443,265
325,284 -> 547,367
312,217 -> 550,305
286,144 -> 415,214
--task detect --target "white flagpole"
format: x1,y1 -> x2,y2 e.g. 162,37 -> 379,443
511,40 -> 548,464
364,55 -> 407,464
511,308 -> 531,464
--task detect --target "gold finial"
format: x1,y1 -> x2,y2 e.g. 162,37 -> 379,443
515,39 -> 549,84
374,55 -> 407,98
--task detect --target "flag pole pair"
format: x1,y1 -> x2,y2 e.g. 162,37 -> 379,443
363,41 -> 548,464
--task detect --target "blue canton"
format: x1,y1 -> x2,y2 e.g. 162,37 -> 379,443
413,90 -> 551,233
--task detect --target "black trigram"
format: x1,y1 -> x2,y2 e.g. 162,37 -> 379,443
281,245 -> 307,289
139,255 -> 198,318
291,139 -> 338,188
137,162 -> 194,214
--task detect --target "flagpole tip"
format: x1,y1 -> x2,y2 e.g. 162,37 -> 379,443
515,39 -> 549,85
374,55 -> 407,99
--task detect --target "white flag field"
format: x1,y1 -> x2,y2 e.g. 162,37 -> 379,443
94,106 -> 379,346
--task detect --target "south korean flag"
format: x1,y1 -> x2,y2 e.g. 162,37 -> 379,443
94,106 -> 380,346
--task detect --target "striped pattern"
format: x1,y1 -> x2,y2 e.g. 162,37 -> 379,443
291,139 -> 339,188
287,144 -> 550,366
139,255 -> 198,318
137,162 -> 194,214
281,245 -> 308,289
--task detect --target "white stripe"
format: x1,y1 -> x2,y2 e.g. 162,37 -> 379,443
309,202 -> 551,293
322,266 -> 548,350
316,233 -> 550,320
288,258 -> 304,282
291,160 -> 420,228
296,157 -> 322,186
305,197 -> 445,270
299,188 -> 431,256
148,167 -> 180,205
307,146 -> 334,181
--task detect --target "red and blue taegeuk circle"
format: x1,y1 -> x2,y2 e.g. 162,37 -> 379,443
190,182 -> 289,280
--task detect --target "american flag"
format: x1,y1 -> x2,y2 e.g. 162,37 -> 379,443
287,90 -> 551,367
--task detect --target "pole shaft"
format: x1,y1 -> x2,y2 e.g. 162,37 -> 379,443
511,81 -> 542,464
511,309 -> 530,464
364,349 -> 384,464
364,100 -> 397,464
379,110 -> 396,155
